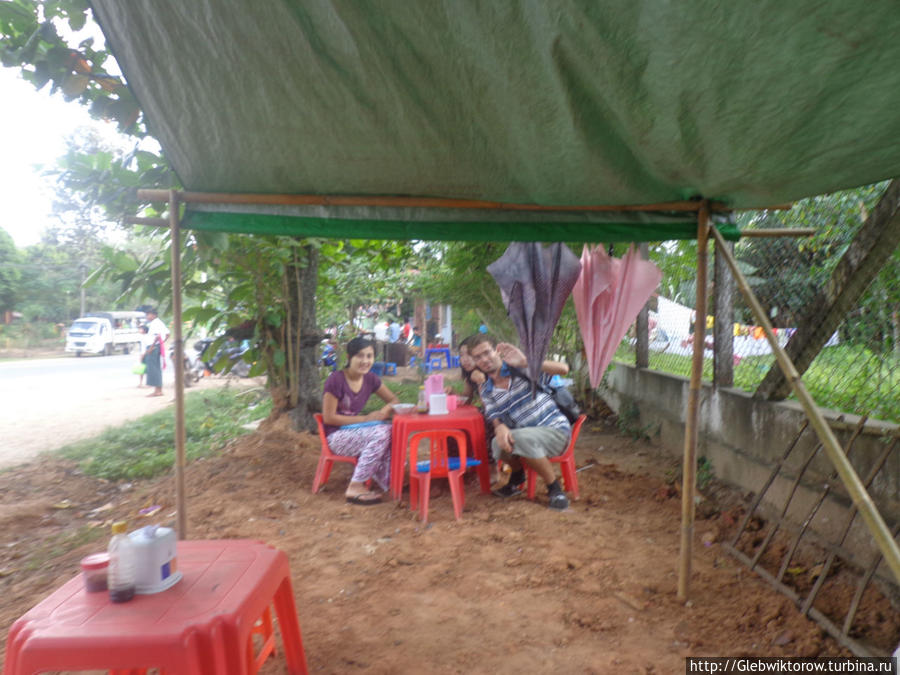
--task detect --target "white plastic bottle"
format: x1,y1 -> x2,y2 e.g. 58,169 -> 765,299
108,521 -> 136,603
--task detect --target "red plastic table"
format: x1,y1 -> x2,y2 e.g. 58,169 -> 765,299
390,405 -> 491,500
3,539 -> 308,675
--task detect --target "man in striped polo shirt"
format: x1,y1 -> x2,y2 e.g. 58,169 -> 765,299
469,334 -> 572,510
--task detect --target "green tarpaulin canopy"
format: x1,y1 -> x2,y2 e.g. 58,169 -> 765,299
90,1 -> 900,239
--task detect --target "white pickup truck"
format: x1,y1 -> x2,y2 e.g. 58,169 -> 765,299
65,311 -> 146,356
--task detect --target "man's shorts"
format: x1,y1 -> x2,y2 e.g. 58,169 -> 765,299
491,426 -> 570,461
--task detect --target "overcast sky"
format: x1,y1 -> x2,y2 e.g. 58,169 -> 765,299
0,67 -> 127,248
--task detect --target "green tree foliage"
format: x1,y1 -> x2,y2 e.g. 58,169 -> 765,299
736,183 -> 898,351
0,0 -> 143,133
0,227 -> 22,314
414,241 -> 515,340
317,239 -> 419,335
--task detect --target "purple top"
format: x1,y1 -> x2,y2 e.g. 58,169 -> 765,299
322,370 -> 383,436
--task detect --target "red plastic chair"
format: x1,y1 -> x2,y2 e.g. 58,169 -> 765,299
525,415 -> 586,500
408,430 -> 478,523
312,413 -> 358,493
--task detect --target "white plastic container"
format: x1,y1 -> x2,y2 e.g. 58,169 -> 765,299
428,393 -> 448,415
108,521 -> 136,603
129,525 -> 181,594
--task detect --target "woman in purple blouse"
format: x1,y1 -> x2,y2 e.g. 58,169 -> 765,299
321,336 -> 399,505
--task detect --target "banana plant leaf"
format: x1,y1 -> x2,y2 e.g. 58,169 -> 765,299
487,242 -> 582,390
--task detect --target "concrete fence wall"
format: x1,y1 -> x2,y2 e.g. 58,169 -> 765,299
603,363 -> 900,568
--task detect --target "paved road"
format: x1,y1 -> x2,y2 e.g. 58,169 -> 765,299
0,352 -> 188,469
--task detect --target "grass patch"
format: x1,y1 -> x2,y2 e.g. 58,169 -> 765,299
360,379 -> 427,413
22,525 -> 105,572
58,386 -> 272,481
614,342 -> 900,423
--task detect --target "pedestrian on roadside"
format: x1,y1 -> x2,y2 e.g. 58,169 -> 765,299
143,308 -> 169,397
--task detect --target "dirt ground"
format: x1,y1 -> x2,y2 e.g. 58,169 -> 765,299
1,371 -> 897,673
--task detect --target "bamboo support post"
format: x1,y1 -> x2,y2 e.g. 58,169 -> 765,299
169,190 -> 187,540
739,228 -> 815,238
135,188 -> 790,214
124,216 -> 168,228
678,202 -> 710,601
709,224 -> 900,586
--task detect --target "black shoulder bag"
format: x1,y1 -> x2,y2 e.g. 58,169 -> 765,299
506,365 -> 582,424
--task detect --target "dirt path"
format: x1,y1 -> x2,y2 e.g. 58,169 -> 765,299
4,407 -> 896,673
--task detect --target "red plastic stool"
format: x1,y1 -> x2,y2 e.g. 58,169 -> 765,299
525,415 -> 586,500
3,540 -> 308,675
110,606 -> 275,675
408,429 -> 479,523
312,413 -> 358,493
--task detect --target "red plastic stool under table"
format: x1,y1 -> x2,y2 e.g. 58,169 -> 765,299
3,539 -> 308,675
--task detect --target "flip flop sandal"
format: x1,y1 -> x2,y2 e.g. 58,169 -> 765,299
346,493 -> 382,506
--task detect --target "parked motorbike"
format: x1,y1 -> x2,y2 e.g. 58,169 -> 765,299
318,341 -> 337,371
193,336 -> 252,378
168,342 -> 205,387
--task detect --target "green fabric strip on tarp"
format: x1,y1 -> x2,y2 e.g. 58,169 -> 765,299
92,0 -> 900,212
183,209 -> 740,243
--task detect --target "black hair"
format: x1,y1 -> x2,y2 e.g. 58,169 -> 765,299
467,333 -> 496,350
346,336 -> 374,360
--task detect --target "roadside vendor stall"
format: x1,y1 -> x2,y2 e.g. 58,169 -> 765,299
84,0 -> 900,604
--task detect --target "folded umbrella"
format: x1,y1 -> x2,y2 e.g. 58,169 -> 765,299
573,244 -> 662,388
487,242 -> 582,389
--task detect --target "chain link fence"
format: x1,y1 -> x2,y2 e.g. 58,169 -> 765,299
615,183 -> 900,424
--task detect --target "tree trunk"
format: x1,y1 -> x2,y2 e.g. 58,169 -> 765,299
287,244 -> 321,433
635,243 -> 650,368
713,239 -> 735,387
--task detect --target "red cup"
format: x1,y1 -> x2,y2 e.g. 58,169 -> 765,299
446,394 -> 458,411
81,552 -> 110,592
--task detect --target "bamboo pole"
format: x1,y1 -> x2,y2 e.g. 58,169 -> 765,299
169,190 -> 187,540
709,225 -> 900,586
136,188 -> 790,214
678,201 -> 710,601
124,216 -> 168,228
739,228 -> 815,238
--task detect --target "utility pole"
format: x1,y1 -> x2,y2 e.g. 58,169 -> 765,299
79,262 -> 87,317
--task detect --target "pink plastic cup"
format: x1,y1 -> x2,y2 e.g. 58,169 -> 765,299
446,394 -> 458,411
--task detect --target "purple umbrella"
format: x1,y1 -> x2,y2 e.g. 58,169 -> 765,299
487,242 -> 582,388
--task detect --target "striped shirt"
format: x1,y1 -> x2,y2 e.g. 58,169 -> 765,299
480,363 -> 570,432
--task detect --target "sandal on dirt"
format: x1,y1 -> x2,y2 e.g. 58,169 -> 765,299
346,493 -> 382,506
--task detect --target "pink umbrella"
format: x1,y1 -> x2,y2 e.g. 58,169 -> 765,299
573,245 -> 662,388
